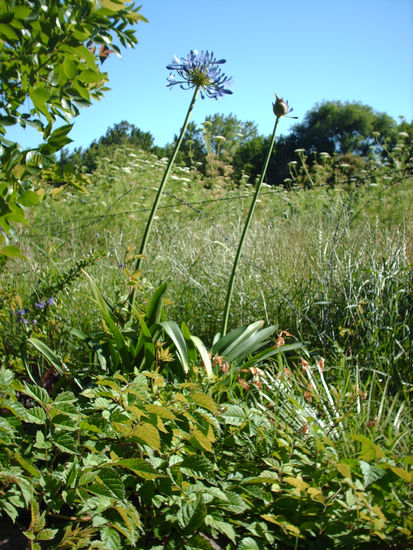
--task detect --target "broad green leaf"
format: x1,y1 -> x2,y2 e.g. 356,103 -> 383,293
116,458 -> 163,480
53,432 -> 78,454
179,455 -> 215,478
177,495 -> 206,533
237,537 -> 261,550
144,403 -> 177,420
23,383 -> 50,406
221,404 -> 246,426
18,191 -> 39,207
63,58 -> 78,79
0,23 -> 18,41
132,422 -> 160,451
0,245 -> 26,259
359,460 -> 385,488
25,406 -> 47,424
101,526 -> 121,550
190,392 -> 218,414
336,462 -> 352,479
97,468 -> 125,500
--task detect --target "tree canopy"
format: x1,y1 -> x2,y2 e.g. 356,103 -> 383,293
0,0 -> 146,256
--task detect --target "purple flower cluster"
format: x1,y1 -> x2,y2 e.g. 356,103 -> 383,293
12,297 -> 55,327
166,50 -> 233,100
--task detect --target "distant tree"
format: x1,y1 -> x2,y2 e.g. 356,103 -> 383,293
289,101 -> 397,156
99,121 -> 154,151
203,113 -> 258,156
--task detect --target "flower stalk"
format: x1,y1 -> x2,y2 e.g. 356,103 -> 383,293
221,95 -> 293,336
129,86 -> 199,310
128,50 -> 232,311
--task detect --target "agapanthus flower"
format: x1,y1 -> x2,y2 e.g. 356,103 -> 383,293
166,50 -> 232,99
272,94 -> 297,118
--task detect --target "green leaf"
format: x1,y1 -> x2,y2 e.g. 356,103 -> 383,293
28,337 -> 68,376
190,335 -> 213,378
179,455 -> 215,479
53,432 -> 78,454
25,406 -> 47,424
101,526 -> 121,550
116,458 -> 163,480
177,494 -> 206,534
0,245 -> 26,259
132,422 -> 160,451
190,392 -> 218,414
160,320 -> 188,375
0,23 -> 18,41
97,469 -> 125,500
18,191 -> 40,207
23,383 -> 50,406
144,403 -> 177,420
359,460 -> 385,488
63,58 -> 78,79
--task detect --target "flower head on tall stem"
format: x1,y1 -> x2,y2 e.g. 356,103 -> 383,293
221,93 -> 295,336
273,94 -> 297,119
167,50 -> 232,99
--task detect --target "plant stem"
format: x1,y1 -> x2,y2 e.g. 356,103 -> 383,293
221,115 -> 281,336
129,86 -> 200,310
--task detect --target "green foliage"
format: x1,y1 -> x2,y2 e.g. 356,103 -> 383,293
0,358 -> 411,549
0,0 -> 147,252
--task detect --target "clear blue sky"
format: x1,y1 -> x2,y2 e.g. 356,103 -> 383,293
8,0 -> 413,150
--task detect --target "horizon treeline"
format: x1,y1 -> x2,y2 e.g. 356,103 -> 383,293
60,100 -> 413,187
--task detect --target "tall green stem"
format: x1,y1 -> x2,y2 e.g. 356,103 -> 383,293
221,115 -> 281,336
129,86 -> 199,310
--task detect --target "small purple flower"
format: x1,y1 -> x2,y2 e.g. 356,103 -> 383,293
166,50 -> 233,100
119,263 -> 124,268
35,301 -> 46,309
47,297 -> 55,306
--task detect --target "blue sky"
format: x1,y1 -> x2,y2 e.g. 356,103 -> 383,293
8,0 -> 413,150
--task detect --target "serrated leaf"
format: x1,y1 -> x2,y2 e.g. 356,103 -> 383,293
97,469 -> 125,500
101,526 -> 121,550
359,460 -> 385,488
179,455 -> 215,478
190,392 -> 218,414
221,404 -> 246,426
26,406 -> 47,424
144,403 -> 177,420
177,495 -> 206,533
23,384 -> 50,406
53,432 -> 78,454
222,491 -> 249,513
116,458 -> 163,480
132,422 -> 160,451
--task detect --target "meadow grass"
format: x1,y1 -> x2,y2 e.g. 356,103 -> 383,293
5,145 -> 411,383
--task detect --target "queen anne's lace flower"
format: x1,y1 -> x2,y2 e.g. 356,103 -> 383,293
166,50 -> 232,99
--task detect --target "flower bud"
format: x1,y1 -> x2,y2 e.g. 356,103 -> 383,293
273,94 -> 289,117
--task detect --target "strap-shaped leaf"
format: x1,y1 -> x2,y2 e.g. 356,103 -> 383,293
159,320 -> 188,375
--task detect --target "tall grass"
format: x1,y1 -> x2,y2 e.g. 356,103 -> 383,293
3,145 -> 412,385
